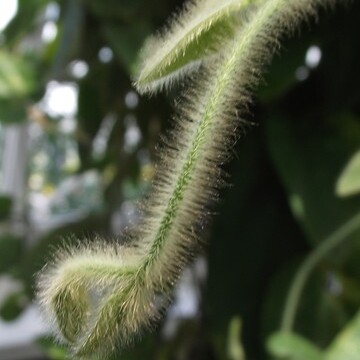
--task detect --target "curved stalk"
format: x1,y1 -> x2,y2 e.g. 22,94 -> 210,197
37,0 -> 338,358
281,211 -> 360,332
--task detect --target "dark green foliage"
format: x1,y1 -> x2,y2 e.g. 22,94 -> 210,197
0,196 -> 12,220
207,2 -> 360,359
0,0 -> 359,359
0,292 -> 27,322
0,234 -> 23,274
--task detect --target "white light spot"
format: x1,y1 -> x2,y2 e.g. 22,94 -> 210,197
0,0 -> 18,32
125,125 -> 141,151
124,115 -> 141,153
69,60 -> 89,79
40,81 -> 78,117
45,2 -> 60,21
42,21 -> 58,43
98,47 -> 113,63
305,45 -> 322,69
29,173 -> 44,190
125,91 -> 139,109
295,66 -> 309,81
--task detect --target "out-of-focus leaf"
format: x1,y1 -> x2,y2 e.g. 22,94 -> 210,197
0,51 -> 35,99
208,131 -> 306,359
39,333 -> 157,360
326,310 -> 360,360
104,21 -> 152,74
50,0 -> 84,79
83,0 -> 143,19
0,292 -> 27,322
266,113 -> 360,246
3,0 -> 49,46
337,273 -> 360,306
77,73 -> 105,136
262,261 -> 349,351
108,334 -> 156,360
227,317 -> 246,360
0,234 -> 23,273
77,69 -> 108,168
36,337 -> 70,360
336,149 -> 360,198
0,195 -> 13,220
267,331 -> 324,360
0,98 -> 28,124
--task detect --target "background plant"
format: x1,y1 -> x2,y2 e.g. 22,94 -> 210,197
0,0 -> 359,359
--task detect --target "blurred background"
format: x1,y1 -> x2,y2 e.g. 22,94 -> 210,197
0,0 -> 359,359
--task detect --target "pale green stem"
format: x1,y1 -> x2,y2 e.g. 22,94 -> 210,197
138,0 -> 290,279
76,0 -> 293,352
138,61 -> 234,275
51,262 -> 137,291
281,211 -> 360,332
40,0 -> 341,355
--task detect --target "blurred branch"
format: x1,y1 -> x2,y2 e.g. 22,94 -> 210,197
281,211 -> 360,332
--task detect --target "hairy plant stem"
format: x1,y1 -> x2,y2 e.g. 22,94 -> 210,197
37,0 -> 340,356
281,211 -> 360,333
76,0 -> 297,354
137,0 -> 291,283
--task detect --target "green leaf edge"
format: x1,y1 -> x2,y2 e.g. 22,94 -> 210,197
134,0 -> 253,94
336,149 -> 360,198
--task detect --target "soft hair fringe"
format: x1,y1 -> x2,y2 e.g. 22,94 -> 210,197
37,0 -> 339,358
134,0 -> 250,94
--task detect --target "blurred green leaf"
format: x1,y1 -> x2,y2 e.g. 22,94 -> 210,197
0,234 -> 23,273
0,51 -> 35,99
108,334 -> 156,360
83,0 -> 143,19
326,310 -> 360,360
0,292 -> 27,322
262,260 -> 350,351
336,149 -> 360,198
208,130 -> 307,359
267,331 -> 324,360
266,113 -> 360,246
104,21 -> 152,74
77,73 -> 105,135
37,337 -> 70,360
50,0 -> 84,79
3,0 -> 49,46
0,195 -> 13,220
227,317 -> 246,360
0,98 -> 28,124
